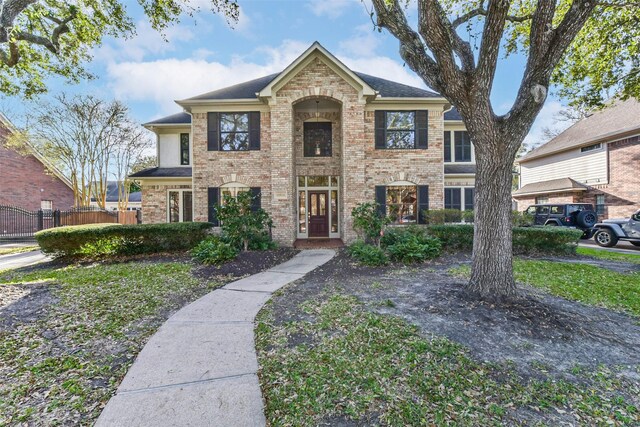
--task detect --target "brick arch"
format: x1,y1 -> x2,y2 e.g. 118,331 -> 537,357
211,173 -> 253,188
384,172 -> 423,186
289,92 -> 346,107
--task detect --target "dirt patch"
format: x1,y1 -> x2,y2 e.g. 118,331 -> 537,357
194,247 -> 299,279
270,250 -> 640,379
0,283 -> 58,332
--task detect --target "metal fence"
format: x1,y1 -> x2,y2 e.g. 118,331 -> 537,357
0,205 -> 141,242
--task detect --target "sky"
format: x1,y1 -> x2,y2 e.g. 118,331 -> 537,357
2,0 -> 574,147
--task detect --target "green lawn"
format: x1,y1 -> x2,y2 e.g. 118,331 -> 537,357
256,295 -> 639,426
577,246 -> 640,265
451,260 -> 640,316
0,261 -> 221,425
0,246 -> 39,256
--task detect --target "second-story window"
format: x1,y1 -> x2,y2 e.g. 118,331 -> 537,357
180,133 -> 189,165
385,111 -> 415,149
444,131 -> 473,162
220,113 -> 250,151
304,122 -> 332,157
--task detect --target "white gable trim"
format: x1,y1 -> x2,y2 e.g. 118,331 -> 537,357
257,42 -> 376,100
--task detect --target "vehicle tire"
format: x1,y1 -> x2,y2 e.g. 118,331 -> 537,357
577,210 -> 597,228
631,242 -> 640,247
594,229 -> 618,248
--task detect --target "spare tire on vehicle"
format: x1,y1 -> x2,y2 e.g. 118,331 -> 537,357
576,210 -> 597,228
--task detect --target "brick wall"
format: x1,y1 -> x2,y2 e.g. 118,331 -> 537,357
141,184 -> 192,223
0,123 -> 74,210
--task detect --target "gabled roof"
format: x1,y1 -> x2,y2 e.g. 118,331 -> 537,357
354,72 -> 438,98
184,74 -> 279,102
0,113 -> 74,190
512,177 -> 588,197
129,167 -> 192,178
520,98 -> 640,163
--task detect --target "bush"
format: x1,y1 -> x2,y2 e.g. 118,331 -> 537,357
427,224 -> 583,255
216,192 -> 273,251
512,211 -> 534,227
347,240 -> 388,266
36,222 -> 213,258
381,226 -> 441,263
462,210 -> 474,223
422,209 -> 463,224
351,202 -> 390,246
191,236 -> 238,265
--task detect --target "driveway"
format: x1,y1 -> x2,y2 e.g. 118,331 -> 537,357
0,250 -> 50,271
579,239 -> 640,254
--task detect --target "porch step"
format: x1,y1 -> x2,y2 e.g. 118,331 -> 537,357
293,239 -> 344,249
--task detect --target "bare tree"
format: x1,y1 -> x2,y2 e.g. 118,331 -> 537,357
370,0 -> 640,300
112,126 -> 153,211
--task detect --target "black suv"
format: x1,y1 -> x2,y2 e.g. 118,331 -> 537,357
523,203 -> 598,238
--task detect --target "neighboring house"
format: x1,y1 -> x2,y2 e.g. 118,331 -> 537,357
0,113 -> 74,211
90,181 -> 142,211
513,98 -> 640,219
131,42 -> 476,245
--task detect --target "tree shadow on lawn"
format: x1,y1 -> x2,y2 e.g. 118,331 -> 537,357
273,250 -> 640,381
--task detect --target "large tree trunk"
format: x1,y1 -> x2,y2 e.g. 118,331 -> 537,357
468,140 -> 518,300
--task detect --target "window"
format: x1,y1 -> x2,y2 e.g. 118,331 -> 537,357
167,190 -> 192,223
596,195 -> 606,215
385,112 -> 415,149
304,122 -> 332,157
297,176 -> 340,236
535,196 -> 549,204
581,143 -> 602,153
444,187 -> 474,211
550,206 -> 564,215
444,131 -> 473,162
180,133 -> 190,165
220,113 -> 249,151
444,132 -> 451,162
220,182 -> 250,203
386,186 -> 417,224
41,200 -> 53,211
536,206 -> 550,215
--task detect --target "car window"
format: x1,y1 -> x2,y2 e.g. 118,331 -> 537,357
525,206 -> 536,215
567,205 -> 586,214
550,206 -> 564,215
633,211 -> 640,221
536,206 -> 549,215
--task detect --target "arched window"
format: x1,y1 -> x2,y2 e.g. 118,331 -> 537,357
220,182 -> 249,204
386,181 -> 417,224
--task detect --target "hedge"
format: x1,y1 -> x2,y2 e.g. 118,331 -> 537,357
36,222 -> 214,257
427,224 -> 583,255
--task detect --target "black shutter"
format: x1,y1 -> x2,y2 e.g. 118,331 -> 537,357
416,110 -> 428,149
417,185 -> 429,224
250,187 -> 261,211
249,112 -> 260,151
374,111 -> 386,149
375,185 -> 386,217
464,188 -> 475,211
207,187 -> 219,225
207,113 -> 219,151
444,131 -> 451,162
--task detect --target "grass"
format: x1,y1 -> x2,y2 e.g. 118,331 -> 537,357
450,260 -> 640,316
0,261 -> 221,425
256,295 -> 639,426
577,246 -> 640,264
0,245 -> 39,256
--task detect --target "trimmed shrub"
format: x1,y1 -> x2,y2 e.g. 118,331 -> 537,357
351,202 -> 390,246
428,224 -> 583,255
422,209 -> 463,224
191,236 -> 238,265
347,240 -> 389,266
462,210 -> 474,223
512,211 -> 535,227
36,222 -> 213,257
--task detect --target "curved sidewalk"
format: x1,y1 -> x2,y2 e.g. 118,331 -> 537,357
96,249 -> 335,427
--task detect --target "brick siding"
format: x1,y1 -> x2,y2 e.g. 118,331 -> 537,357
0,123 -> 74,210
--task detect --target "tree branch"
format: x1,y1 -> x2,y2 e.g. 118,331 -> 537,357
452,2 -> 533,28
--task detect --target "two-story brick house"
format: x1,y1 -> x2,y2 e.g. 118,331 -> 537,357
131,43 -> 476,245
513,98 -> 640,218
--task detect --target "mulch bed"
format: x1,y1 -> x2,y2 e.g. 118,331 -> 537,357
194,247 -> 299,279
268,250 -> 640,379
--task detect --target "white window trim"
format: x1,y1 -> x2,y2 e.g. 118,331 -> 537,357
444,130 -> 476,164
444,186 -> 475,211
166,189 -> 193,223
296,176 -> 340,239
220,182 -> 250,203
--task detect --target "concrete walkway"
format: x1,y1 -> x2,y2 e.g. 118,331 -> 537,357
0,250 -> 50,271
97,249 -> 335,427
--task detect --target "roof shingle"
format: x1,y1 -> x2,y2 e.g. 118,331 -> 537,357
129,167 -> 192,178
512,177 -> 588,197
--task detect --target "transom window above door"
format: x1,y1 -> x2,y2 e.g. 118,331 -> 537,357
304,122 -> 332,157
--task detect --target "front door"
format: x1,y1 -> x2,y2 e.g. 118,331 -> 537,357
308,191 -> 329,237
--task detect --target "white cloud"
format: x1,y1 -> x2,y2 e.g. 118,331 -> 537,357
339,55 -> 427,89
308,0 -> 357,19
338,24 -> 380,58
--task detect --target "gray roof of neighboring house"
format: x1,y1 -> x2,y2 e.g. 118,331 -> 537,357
444,107 -> 462,121
444,164 -> 476,174
129,167 -> 192,178
90,181 -> 142,203
144,112 -> 191,126
520,98 -> 640,162
512,177 -> 588,197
